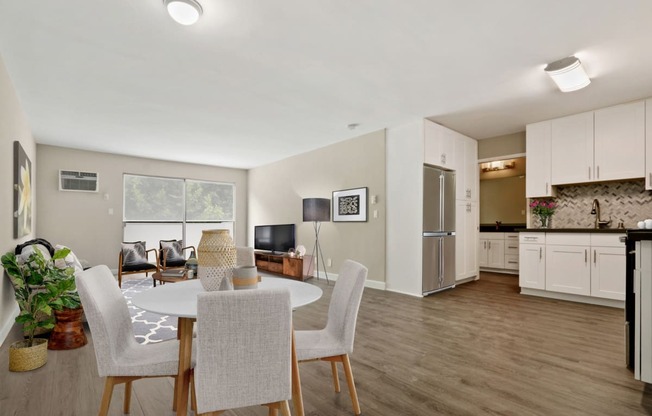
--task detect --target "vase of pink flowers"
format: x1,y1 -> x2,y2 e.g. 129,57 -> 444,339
529,199 -> 556,228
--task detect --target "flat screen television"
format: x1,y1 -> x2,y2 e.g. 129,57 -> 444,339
254,224 -> 295,254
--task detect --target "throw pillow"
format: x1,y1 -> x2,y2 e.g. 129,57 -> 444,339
160,240 -> 184,263
54,244 -> 84,273
121,241 -> 149,266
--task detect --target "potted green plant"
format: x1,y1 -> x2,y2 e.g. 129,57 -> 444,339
1,246 -> 80,371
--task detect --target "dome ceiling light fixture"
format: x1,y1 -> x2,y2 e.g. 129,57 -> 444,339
544,56 -> 591,92
164,0 -> 203,26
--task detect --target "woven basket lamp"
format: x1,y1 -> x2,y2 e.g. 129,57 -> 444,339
197,229 -> 237,291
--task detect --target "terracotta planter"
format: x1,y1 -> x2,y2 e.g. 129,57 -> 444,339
48,307 -> 88,350
9,338 -> 48,372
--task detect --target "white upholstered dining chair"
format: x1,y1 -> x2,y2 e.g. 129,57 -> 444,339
294,259 -> 368,415
76,265 -> 182,416
191,288 -> 293,416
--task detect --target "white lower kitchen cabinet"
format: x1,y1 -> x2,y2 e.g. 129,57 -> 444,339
545,244 -> 591,296
518,231 -> 625,307
519,241 -> 545,289
589,233 -> 626,300
479,236 -> 504,269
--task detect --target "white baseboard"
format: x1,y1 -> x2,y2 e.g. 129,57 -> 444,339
385,288 -> 424,298
308,272 -> 386,291
520,288 -> 624,309
0,304 -> 19,347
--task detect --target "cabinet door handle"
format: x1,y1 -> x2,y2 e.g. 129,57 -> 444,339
508,261 -> 518,264
484,241 -> 486,249
488,241 -> 491,250
539,247 -> 542,260
508,245 -> 518,249
594,249 -> 596,264
585,249 -> 587,263
597,165 -> 600,179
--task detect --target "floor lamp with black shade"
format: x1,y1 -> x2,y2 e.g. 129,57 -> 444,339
303,198 -> 330,282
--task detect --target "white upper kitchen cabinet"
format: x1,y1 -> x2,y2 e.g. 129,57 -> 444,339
594,101 -> 645,182
551,112 -> 594,185
645,99 -> 652,189
424,119 -> 456,169
455,135 -> 478,201
525,121 -> 555,198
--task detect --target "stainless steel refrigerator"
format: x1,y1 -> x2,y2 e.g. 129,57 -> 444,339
422,164 -> 456,295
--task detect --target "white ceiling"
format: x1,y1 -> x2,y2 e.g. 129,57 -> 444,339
2,0 -> 652,169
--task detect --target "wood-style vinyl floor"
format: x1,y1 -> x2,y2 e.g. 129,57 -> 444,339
2,272 -> 652,415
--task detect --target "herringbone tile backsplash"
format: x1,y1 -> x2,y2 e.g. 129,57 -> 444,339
539,179 -> 652,229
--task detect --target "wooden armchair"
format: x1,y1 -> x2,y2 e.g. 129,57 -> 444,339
118,241 -> 159,288
158,239 -> 196,270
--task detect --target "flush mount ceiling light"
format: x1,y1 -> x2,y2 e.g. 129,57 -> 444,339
544,56 -> 591,92
164,0 -> 202,25
480,160 -> 516,173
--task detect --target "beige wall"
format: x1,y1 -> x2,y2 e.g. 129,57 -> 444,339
248,130 -> 386,285
36,145 -> 248,268
479,176 -> 527,224
478,131 -> 525,160
0,54 -> 37,345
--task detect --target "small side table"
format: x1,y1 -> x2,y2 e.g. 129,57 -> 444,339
152,270 -> 189,285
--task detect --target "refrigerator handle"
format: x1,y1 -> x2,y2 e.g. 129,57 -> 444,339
439,237 -> 444,284
439,173 -> 445,229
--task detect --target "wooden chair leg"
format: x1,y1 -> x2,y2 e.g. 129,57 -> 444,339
330,361 -> 341,393
265,403 -> 279,416
341,354 -> 361,416
173,375 -> 178,411
190,371 -> 197,412
123,380 -> 132,414
99,377 -> 116,416
280,400 -> 291,416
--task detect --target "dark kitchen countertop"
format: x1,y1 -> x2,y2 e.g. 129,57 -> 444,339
625,229 -> 652,241
516,228 -> 628,233
479,224 -> 526,232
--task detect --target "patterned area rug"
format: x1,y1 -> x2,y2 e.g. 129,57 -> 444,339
121,278 -> 177,344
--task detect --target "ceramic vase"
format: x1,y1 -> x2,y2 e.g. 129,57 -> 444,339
233,266 -> 259,290
197,229 -> 237,291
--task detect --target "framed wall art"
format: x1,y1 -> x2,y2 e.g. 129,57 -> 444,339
13,141 -> 32,238
332,187 -> 367,222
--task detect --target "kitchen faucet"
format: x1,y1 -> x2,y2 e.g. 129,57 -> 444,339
591,199 -> 612,229
591,199 -> 600,228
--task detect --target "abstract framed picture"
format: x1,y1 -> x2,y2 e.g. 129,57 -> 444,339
332,187 -> 368,222
13,141 -> 32,238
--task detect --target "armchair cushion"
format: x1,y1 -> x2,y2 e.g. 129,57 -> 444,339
121,241 -> 153,268
54,244 -> 84,273
160,240 -> 185,264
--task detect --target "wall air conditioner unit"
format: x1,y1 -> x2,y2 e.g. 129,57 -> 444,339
59,170 -> 99,192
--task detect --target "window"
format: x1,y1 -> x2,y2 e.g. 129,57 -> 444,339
123,174 -> 235,250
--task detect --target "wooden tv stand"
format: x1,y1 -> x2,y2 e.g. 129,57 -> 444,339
254,251 -> 309,281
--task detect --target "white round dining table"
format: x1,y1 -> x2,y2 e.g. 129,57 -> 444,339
131,276 -> 323,318
130,276 -> 322,416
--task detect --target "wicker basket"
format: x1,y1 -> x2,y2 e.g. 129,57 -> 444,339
197,229 -> 236,291
9,338 -> 48,372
